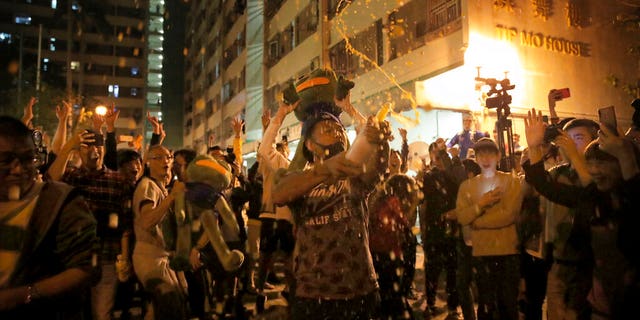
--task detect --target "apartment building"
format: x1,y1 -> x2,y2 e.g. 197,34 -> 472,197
184,0 -> 638,163
0,0 -> 173,140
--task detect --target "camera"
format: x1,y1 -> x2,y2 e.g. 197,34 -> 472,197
224,147 -> 236,165
32,130 -> 48,169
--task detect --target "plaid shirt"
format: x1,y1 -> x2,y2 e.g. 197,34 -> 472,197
63,166 -> 133,260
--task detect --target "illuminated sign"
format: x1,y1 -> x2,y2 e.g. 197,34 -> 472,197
495,24 -> 590,57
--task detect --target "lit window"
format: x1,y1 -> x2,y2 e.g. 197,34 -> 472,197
131,88 -> 138,96
113,85 -> 120,98
131,67 -> 139,76
70,61 -> 79,70
72,1 -> 79,11
43,58 -> 49,63
51,0 -> 57,9
50,43 -> 56,51
108,85 -> 114,93
15,15 -> 32,25
0,33 -> 11,43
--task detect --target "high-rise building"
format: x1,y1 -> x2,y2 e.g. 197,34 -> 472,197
0,0 -> 180,142
183,0 -> 248,154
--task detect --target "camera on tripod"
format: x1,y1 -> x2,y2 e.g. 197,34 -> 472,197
475,68 -> 516,172
475,69 -> 515,117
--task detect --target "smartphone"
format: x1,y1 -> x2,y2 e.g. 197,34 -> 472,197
598,106 -> 618,136
557,88 -> 571,99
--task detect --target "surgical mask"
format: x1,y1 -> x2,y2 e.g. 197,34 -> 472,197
311,139 -> 345,160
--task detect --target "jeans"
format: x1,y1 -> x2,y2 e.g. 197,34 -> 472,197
92,262 -> 118,320
424,237 -> 459,310
456,241 -> 476,320
474,254 -> 520,320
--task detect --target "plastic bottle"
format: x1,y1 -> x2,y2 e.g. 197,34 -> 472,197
345,104 -> 390,165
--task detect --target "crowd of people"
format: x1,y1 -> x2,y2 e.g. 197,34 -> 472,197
1,82 -> 639,320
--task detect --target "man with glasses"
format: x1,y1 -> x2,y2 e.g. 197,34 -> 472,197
0,116 -> 98,318
47,126 -> 134,320
132,145 -> 187,320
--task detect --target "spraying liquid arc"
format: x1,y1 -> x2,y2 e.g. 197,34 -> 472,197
333,0 -> 421,128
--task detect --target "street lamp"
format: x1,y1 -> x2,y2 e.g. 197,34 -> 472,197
95,105 -> 108,116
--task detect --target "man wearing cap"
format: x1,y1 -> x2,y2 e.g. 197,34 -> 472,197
455,138 -> 523,320
448,113 -> 487,159
47,127 -> 134,320
272,109 -> 390,319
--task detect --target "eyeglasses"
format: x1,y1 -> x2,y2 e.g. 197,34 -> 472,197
149,155 -> 174,161
0,151 -> 38,169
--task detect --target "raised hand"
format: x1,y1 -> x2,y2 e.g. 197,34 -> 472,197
524,108 -> 546,148
159,122 -> 166,145
277,99 -> 299,117
598,123 -> 628,159
92,113 -> 105,133
363,117 -> 392,144
22,97 -> 37,127
232,117 -> 244,138
105,103 -> 120,132
398,128 -> 408,141
553,131 -> 581,162
147,111 -> 161,134
56,101 -> 72,120
261,108 -> 271,130
68,130 -> 96,149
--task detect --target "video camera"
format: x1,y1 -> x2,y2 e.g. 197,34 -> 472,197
475,68 -> 516,172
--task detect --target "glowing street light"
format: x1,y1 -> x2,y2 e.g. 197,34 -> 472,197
95,105 -> 108,116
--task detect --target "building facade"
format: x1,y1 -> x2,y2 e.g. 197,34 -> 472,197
183,0 -> 638,162
0,0 -> 174,140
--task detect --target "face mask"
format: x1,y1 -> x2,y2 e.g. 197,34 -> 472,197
311,139 -> 345,160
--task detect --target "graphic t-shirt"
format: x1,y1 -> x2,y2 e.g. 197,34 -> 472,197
292,178 -> 378,299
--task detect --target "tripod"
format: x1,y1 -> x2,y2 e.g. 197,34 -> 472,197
476,69 -> 516,172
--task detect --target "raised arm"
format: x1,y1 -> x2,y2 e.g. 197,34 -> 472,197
51,101 -> 72,155
47,130 -> 95,181
258,101 -> 298,171
104,104 -> 120,170
21,97 -> 37,129
598,124 -> 640,181
231,117 -> 244,169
